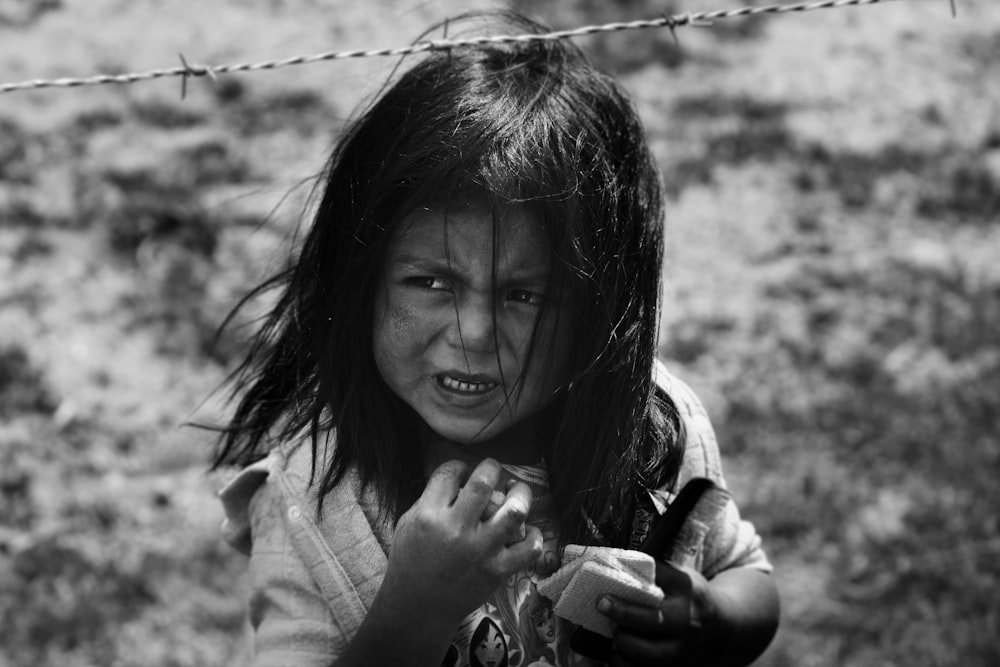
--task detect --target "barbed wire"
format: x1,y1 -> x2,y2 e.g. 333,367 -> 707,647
0,0 -> 923,96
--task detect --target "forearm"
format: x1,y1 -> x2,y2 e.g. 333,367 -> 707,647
333,589 -> 457,667
699,567 -> 780,666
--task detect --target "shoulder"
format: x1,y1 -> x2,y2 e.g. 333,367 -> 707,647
215,441 -> 368,661
218,438 -> 393,651
651,361 -> 774,576
653,360 -> 724,486
217,438 -> 389,555
218,453 -> 275,556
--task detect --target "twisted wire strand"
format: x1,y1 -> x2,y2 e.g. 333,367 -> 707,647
0,0 -> 905,95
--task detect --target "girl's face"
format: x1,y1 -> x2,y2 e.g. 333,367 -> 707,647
534,606 -> 555,641
473,621 -> 506,667
373,204 -> 573,459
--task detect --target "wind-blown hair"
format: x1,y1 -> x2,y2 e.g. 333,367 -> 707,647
212,12 -> 684,547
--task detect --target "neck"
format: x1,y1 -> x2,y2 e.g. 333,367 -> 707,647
422,411 -> 552,472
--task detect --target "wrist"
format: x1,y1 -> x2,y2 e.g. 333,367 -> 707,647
687,568 -> 725,664
686,567 -> 781,667
377,563 -> 470,630
343,583 -> 458,666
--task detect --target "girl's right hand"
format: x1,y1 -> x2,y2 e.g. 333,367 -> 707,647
379,458 -> 544,626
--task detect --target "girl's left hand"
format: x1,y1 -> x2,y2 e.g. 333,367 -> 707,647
596,562 -> 717,666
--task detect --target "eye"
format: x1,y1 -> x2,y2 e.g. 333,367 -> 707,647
407,276 -> 451,292
507,289 -> 544,306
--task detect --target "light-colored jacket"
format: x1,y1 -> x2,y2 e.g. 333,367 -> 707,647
219,365 -> 771,666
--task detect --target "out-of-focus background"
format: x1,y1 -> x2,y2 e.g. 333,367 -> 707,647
1,0 -> 997,665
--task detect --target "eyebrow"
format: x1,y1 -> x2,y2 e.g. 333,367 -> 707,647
388,251 -> 550,281
386,253 -> 437,267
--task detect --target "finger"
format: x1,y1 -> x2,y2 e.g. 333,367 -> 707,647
480,489 -> 507,521
490,481 -> 532,543
496,524 -> 544,574
612,630 -> 686,666
481,477 -> 524,520
454,458 -> 502,521
597,595 -> 689,638
422,459 -> 467,506
655,560 -> 694,596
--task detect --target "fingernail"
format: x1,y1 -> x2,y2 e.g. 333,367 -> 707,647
596,596 -> 611,613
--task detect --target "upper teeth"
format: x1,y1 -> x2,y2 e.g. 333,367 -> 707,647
441,376 -> 497,393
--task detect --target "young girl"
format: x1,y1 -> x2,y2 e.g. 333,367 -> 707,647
216,11 -> 779,667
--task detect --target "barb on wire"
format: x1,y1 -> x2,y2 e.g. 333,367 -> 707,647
0,0 -> 904,95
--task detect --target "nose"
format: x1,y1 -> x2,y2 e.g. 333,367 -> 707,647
447,292 -> 495,354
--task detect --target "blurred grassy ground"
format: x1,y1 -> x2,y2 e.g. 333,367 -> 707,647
1,0 -> 998,665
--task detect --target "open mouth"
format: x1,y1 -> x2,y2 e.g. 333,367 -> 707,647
437,374 -> 499,394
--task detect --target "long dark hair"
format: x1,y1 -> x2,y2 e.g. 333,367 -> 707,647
212,11 -> 684,547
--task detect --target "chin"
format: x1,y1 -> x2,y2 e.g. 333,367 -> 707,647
425,416 -> 505,446
430,425 -> 497,445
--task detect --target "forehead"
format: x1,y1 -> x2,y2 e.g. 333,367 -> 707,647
386,204 -> 550,271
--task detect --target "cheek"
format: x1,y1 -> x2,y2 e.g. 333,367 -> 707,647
373,282 -> 417,340
384,305 -> 417,339
373,302 -> 429,380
